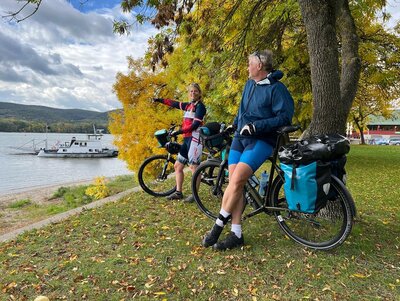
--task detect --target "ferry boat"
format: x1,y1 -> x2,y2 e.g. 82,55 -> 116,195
37,128 -> 118,158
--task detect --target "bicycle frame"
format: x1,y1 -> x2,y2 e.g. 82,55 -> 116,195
211,127 -> 299,220
193,125 -> 356,250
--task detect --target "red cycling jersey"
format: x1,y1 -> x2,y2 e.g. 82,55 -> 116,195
160,99 -> 207,138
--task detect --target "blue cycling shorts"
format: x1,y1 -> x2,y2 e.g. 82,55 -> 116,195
228,137 -> 273,172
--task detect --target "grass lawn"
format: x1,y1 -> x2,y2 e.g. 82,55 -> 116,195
0,145 -> 399,300
0,175 -> 137,235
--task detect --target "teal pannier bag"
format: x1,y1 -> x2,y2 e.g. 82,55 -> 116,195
281,161 -> 331,214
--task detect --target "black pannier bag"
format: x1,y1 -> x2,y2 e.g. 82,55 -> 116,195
199,122 -> 225,149
279,134 -> 350,165
278,134 -> 350,213
165,142 -> 181,154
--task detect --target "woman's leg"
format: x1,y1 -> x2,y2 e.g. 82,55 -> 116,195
174,161 -> 185,192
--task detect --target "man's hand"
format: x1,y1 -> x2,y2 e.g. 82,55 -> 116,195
170,129 -> 183,137
225,124 -> 237,135
151,98 -> 163,103
240,123 -> 256,136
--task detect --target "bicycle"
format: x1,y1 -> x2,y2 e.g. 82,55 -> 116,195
138,124 -> 181,197
192,125 -> 357,250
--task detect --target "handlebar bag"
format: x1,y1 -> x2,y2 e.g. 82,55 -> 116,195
281,161 -> 331,214
154,129 -> 169,147
200,122 -> 224,148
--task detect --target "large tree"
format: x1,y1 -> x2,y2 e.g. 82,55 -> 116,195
297,0 -> 361,136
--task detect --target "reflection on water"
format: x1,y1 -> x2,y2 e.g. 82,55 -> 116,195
0,132 -> 131,195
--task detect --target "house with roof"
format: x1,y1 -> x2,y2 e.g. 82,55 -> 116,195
365,110 -> 400,138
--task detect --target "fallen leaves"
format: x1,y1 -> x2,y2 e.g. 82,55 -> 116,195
351,273 -> 371,279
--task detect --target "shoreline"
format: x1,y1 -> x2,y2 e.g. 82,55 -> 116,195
0,174 -> 132,207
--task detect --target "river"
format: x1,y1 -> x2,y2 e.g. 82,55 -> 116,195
0,132 -> 131,195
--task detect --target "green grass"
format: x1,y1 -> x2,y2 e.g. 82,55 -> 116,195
8,199 -> 32,209
0,146 -> 399,300
0,175 -> 137,234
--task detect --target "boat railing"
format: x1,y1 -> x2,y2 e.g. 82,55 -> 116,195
9,138 -> 47,154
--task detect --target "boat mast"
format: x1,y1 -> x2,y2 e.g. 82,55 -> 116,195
45,123 -> 49,149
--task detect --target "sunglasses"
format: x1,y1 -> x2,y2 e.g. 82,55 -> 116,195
252,51 -> 262,64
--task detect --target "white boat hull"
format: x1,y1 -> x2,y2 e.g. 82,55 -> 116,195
37,149 -> 118,158
35,127 -> 118,158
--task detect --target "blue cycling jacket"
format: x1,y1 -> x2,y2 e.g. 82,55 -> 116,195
233,70 -> 294,145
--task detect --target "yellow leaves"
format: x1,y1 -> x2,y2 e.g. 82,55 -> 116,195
286,260 -> 295,268
33,296 -> 49,301
145,257 -> 154,264
248,284 -> 258,296
153,291 -> 166,296
2,281 -> 17,293
351,273 -> 371,279
145,275 -> 160,288
85,176 -> 110,200
232,287 -> 239,296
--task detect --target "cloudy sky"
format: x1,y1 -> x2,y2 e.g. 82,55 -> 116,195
0,1 -> 399,112
0,0 -> 158,112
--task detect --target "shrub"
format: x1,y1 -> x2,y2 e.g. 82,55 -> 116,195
85,176 -> 110,200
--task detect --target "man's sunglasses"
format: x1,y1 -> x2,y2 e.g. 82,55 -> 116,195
252,51 -> 262,64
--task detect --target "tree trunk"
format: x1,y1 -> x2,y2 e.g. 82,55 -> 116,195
337,0 -> 362,132
353,117 -> 365,144
298,0 -> 360,137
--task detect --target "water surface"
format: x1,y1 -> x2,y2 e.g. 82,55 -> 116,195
0,132 -> 131,195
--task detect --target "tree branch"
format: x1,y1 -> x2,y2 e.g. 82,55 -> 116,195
2,0 -> 42,23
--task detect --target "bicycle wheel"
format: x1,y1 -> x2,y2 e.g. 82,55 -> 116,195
271,175 -> 354,250
192,160 -> 228,220
138,154 -> 176,197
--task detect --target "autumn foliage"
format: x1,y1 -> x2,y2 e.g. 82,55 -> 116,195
110,0 -> 400,171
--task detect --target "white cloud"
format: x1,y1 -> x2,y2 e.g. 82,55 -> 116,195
0,0 -> 158,111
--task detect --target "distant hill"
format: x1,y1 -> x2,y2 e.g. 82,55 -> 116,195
0,102 -> 115,133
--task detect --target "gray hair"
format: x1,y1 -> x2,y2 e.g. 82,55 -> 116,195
250,49 -> 274,72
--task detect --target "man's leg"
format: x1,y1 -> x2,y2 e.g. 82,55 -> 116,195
202,163 -> 252,249
213,162 -> 252,250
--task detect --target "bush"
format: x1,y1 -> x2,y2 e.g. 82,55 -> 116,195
85,176 -> 110,200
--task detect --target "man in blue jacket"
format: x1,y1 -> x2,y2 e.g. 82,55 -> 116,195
202,49 -> 294,250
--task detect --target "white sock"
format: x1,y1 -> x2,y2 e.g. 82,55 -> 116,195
215,209 -> 231,227
231,224 -> 242,238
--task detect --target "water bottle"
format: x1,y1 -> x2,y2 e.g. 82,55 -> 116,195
249,174 -> 259,188
258,171 -> 269,197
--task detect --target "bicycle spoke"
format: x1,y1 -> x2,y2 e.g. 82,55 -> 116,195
138,155 -> 176,197
192,160 -> 228,220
